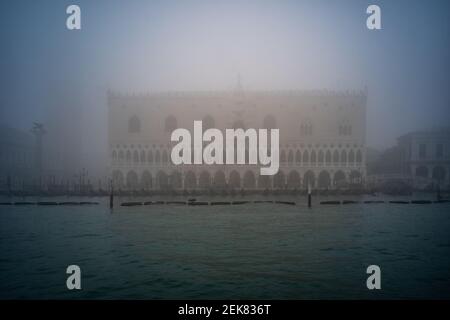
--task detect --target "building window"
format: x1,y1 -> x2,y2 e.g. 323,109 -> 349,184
165,115 -> 178,132
436,144 -> 443,159
339,124 -> 352,136
419,144 -> 427,159
300,122 -> 312,136
128,115 -> 140,133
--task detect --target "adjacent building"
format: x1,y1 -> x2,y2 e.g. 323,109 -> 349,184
398,128 -> 450,188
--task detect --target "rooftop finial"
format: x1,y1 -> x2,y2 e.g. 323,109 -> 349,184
236,73 -> 243,92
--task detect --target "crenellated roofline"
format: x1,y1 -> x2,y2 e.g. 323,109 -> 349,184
107,88 -> 368,100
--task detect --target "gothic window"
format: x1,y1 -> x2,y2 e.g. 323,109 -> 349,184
295,150 -> 301,163
128,115 -> 140,133
339,123 -> 352,136
165,115 -> 178,132
288,150 -> 294,164
356,150 -> 362,163
310,150 -> 316,164
300,121 -> 312,136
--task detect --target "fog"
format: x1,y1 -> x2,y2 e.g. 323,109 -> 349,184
1,0 -> 449,179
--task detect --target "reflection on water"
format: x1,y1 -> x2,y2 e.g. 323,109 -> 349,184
0,194 -> 449,299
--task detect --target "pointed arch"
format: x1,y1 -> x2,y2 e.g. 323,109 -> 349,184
288,150 -> 294,164
112,170 -> 124,189
157,171 -> 169,189
303,150 -> 309,163
199,171 -> 211,189
273,171 -> 285,189
341,149 -> 347,164
141,171 -> 152,190
126,170 -> 138,190
318,170 -> 331,189
310,150 -> 316,165
318,150 -> 324,165
356,149 -> 362,164
287,170 -> 300,189
295,150 -> 301,164
325,150 -> 332,165
333,150 -> 339,165
213,170 -> 226,188
170,171 -> 182,189
243,171 -> 256,189
258,174 -> 271,189
348,150 -> 355,165
229,171 -> 241,189
303,170 -> 315,189
334,170 -> 346,188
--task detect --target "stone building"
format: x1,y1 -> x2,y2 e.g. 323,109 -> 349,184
398,128 -> 450,189
108,89 -> 367,191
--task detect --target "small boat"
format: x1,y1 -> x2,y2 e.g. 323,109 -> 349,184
120,202 -> 142,206
411,200 -> 432,204
320,201 -> 340,205
275,201 -> 296,205
188,201 -> 209,206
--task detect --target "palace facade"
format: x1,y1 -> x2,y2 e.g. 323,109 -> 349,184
108,89 -> 367,191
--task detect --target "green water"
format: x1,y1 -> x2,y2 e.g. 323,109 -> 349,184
0,195 -> 449,299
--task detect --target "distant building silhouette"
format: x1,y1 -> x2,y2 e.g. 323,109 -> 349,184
0,126 -> 34,191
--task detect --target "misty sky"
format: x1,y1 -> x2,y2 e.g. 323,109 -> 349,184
1,0 -> 449,152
